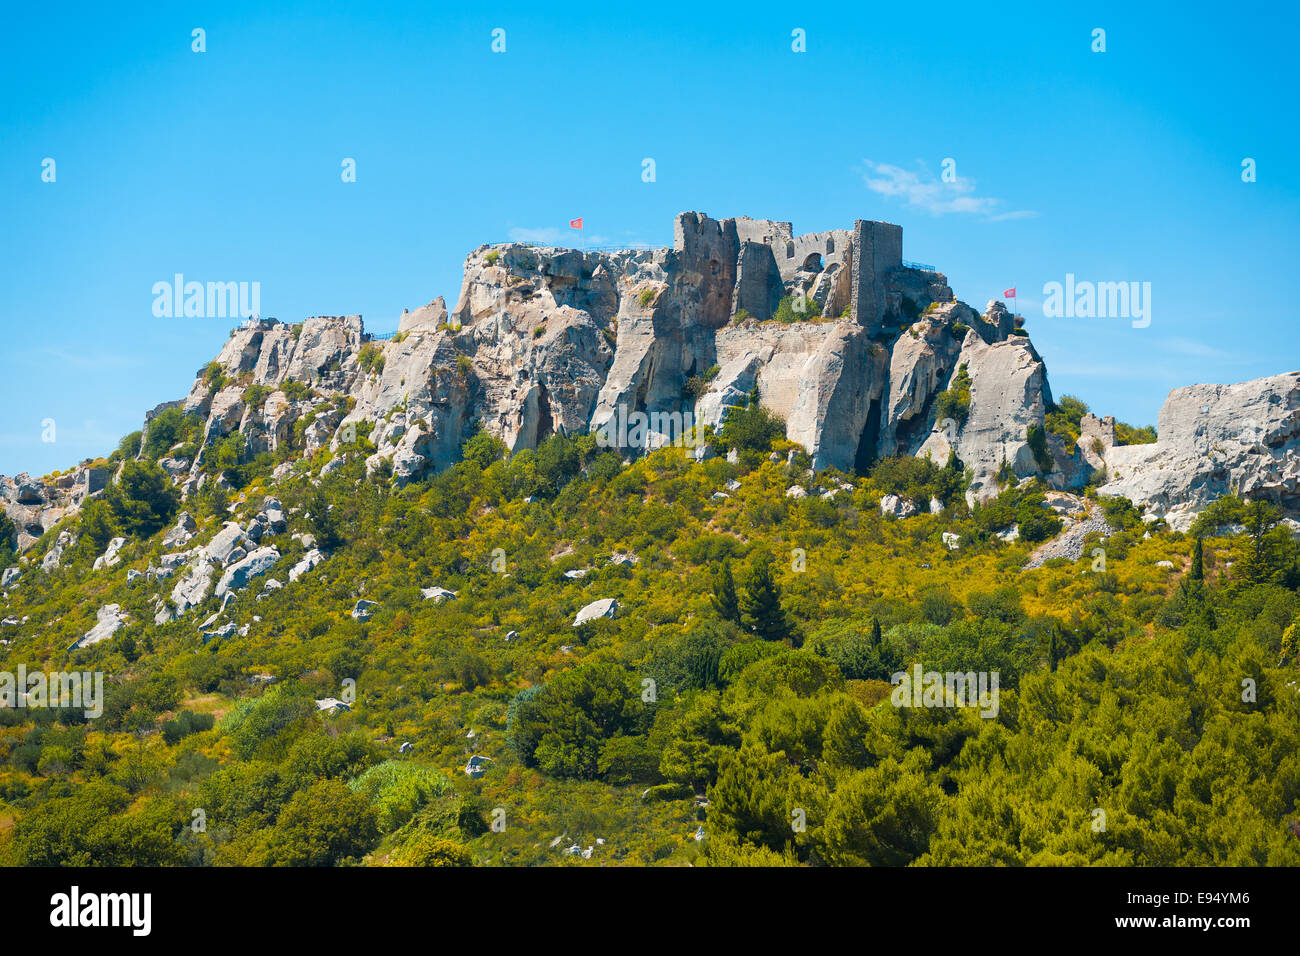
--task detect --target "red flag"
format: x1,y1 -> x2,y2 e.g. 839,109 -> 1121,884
569,218 -> 583,229
1003,287 -> 1016,298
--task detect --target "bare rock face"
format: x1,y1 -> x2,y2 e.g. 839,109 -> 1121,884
877,310 -> 968,459
1098,372 -> 1300,530
171,561 -> 213,616
215,547 -> 281,600
7,211 -> 1297,558
399,297 -> 449,334
74,604 -> 128,649
783,322 -> 887,472
205,522 -> 253,564
92,537 -> 127,571
733,240 -> 783,321
0,465 -> 109,553
343,326 -> 476,482
288,548 -> 326,582
695,349 -> 768,431
917,330 -> 1053,503
1078,413 -> 1116,471
574,597 -> 618,626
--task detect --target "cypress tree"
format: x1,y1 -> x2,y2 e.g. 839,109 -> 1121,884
738,552 -> 791,643
1190,537 -> 1204,582
710,560 -> 741,627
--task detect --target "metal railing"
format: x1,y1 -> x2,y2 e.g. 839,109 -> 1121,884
902,259 -> 937,272
483,241 -> 659,253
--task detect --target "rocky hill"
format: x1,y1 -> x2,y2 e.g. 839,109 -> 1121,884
2,214 -> 1300,869
3,211 -> 1298,549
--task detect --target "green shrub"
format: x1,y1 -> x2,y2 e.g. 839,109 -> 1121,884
1045,395 -> 1089,445
202,361 -> 228,390
1115,420 -> 1157,445
718,393 -> 785,454
358,343 -> 386,375
772,295 -> 821,324
142,407 -> 203,460
1026,423 -> 1054,474
933,364 -> 972,427
683,365 -> 720,401
349,761 -> 452,832
281,380 -> 312,402
161,710 -> 215,746
104,460 -> 180,537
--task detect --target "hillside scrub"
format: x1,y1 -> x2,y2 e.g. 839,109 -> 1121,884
1,432 -> 1298,867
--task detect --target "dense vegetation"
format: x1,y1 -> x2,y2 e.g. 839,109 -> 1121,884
1046,394 -> 1157,447
2,415 -> 1298,866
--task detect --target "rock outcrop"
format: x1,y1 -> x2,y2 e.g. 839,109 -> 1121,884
4,212 -> 1297,545
1,465 -> 109,553
574,598 -> 618,626
215,547 -> 281,600
288,548 -> 327,582
74,604 -> 128,649
1097,372 -> 1300,530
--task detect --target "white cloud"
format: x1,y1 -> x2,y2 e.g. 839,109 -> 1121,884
1155,337 -> 1248,363
862,161 -> 1037,221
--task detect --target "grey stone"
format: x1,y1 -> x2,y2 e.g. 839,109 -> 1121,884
880,494 -> 917,518
162,512 -> 197,549
288,548 -> 326,582
90,536 -> 126,571
171,562 -> 213,615
573,598 -> 618,626
1098,372 -> 1300,531
205,522 -> 252,564
215,547 -> 281,599
74,604 -> 128,649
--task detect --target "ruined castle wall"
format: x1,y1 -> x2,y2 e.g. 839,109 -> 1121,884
850,220 -> 903,333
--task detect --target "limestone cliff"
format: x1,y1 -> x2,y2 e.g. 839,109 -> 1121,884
3,211 -> 1298,551
1095,372 -> 1300,531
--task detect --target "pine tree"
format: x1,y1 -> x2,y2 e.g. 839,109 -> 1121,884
870,617 -> 883,647
710,560 -> 741,627
738,552 -> 791,643
1190,536 -> 1204,582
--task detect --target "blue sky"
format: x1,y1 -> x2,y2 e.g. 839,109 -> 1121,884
2,0 -> 1297,477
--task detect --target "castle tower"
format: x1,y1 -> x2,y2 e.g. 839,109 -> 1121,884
850,219 -> 903,333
